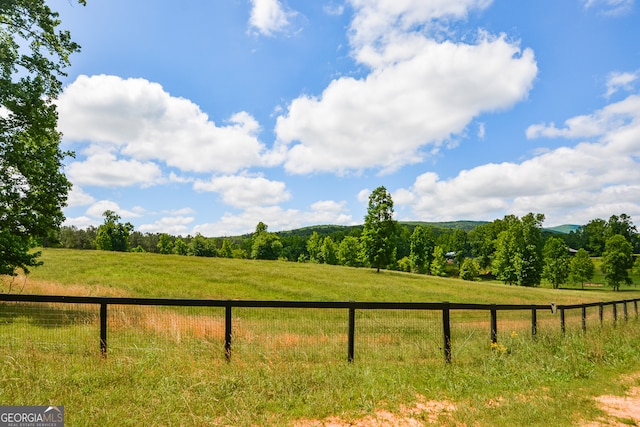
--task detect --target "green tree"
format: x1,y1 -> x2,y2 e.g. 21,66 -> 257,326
95,211 -> 134,252
583,218 -> 607,256
518,213 -> 545,287
157,233 -> 173,254
397,256 -> 412,272
605,214 -> 639,252
605,214 -> 637,242
410,226 -> 434,274
173,237 -> 188,256
219,239 -> 233,258
633,256 -> 640,276
492,226 -> 518,285
306,231 -> 323,263
0,0 -> 84,275
430,246 -> 447,277
601,234 -> 633,291
468,221 -> 502,270
189,233 -> 216,257
459,257 -> 480,281
542,237 -> 570,289
449,229 -> 469,267
251,222 -> 282,260
569,248 -> 594,289
338,236 -> 361,267
361,186 -> 397,272
491,213 -> 544,286
321,236 -> 338,265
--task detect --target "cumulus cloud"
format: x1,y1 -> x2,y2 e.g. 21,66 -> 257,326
194,200 -> 354,236
275,0 -> 536,175
397,92 -> 640,226
276,34 -> 536,175
193,174 -> 291,208
348,0 -> 493,57
66,146 -> 163,187
248,0 -> 297,36
58,75 -> 268,175
526,94 -> 640,139
66,185 -> 96,207
85,200 -> 145,220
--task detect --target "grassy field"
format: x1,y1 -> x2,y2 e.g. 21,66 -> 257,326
1,248 -> 640,426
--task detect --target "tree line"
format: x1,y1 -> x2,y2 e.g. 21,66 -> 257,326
49,188 -> 640,291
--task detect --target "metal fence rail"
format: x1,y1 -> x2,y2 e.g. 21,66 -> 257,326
0,294 -> 638,363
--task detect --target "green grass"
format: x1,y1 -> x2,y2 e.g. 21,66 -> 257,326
21,249 -> 640,303
1,248 -> 640,426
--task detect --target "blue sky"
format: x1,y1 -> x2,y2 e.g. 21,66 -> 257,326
54,0 -> 640,236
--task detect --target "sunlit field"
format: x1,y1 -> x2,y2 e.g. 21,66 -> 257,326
1,248 -> 640,426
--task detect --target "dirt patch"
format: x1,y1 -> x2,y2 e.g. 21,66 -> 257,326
292,395 -> 456,426
584,373 -> 640,426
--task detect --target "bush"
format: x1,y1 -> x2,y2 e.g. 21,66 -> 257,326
459,258 -> 480,281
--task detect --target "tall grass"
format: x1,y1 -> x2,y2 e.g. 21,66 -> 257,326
2,321 -> 640,426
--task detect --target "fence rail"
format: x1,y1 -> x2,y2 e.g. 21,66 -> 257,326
0,294 -> 638,363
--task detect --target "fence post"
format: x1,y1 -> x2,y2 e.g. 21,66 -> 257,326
635,300 -> 638,319
581,306 -> 587,333
599,303 -> 604,325
531,308 -> 537,337
225,304 -> 232,361
560,308 -> 565,334
613,303 -> 618,327
490,305 -> 497,344
347,304 -> 355,363
623,300 -> 628,322
100,303 -> 107,358
442,302 -> 451,364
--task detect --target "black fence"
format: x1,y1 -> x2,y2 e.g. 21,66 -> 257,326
0,294 -> 638,363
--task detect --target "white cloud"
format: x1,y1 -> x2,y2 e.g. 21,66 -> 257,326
323,3 -> 345,16
397,92 -> 640,226
248,0 -> 297,36
584,0 -> 634,16
58,75 -> 268,175
66,146 -> 163,187
62,216 -> 98,229
164,207 -> 196,216
194,200 -> 354,236
138,215 -> 195,235
276,33 -> 536,174
348,0 -> 493,55
66,185 -> 96,207
526,94 -> 640,139
85,200 -> 144,220
193,174 -> 291,208
605,71 -> 639,98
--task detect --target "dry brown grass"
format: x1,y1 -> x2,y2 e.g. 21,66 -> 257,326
2,275 -> 129,297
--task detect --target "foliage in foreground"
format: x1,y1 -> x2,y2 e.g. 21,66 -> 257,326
0,0 -> 83,275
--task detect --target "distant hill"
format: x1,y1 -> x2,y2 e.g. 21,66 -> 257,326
268,221 -> 580,239
544,224 -> 581,234
399,220 -> 488,231
274,220 -> 488,238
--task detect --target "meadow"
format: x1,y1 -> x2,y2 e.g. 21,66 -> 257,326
1,248 -> 640,426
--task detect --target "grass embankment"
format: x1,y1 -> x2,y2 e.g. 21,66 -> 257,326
1,248 -> 640,426
18,248 -> 639,303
